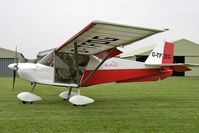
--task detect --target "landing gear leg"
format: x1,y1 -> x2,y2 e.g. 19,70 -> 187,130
77,87 -> 80,95
59,87 -> 77,100
67,87 -> 72,100
31,82 -> 36,93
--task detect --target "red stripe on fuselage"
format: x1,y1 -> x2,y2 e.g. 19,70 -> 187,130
81,68 -> 161,87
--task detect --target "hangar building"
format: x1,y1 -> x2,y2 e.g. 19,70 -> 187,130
121,39 -> 199,76
0,47 -> 25,76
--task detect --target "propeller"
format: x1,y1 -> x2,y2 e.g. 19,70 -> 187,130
12,46 -> 18,91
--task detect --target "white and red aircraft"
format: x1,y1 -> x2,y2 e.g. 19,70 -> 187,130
8,21 -> 193,105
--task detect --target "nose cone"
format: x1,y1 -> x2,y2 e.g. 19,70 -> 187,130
8,63 -> 17,70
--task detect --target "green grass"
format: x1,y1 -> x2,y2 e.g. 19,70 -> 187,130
0,77 -> 199,133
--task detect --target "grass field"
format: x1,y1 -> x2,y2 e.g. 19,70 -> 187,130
0,77 -> 199,133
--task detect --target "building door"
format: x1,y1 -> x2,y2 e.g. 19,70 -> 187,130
0,58 -> 14,76
172,56 -> 185,76
136,56 -> 148,62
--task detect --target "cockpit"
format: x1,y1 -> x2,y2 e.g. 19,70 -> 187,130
38,51 -> 90,84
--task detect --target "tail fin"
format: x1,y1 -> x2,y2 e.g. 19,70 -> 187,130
145,41 -> 191,73
145,41 -> 174,65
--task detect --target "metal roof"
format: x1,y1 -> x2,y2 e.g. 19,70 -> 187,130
122,39 -> 199,57
0,47 -> 25,62
120,45 -> 155,58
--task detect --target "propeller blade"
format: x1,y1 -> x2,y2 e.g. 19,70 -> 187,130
12,46 -> 18,91
13,70 -> 16,91
15,46 -> 18,69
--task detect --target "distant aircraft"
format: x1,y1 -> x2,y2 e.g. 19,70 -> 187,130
8,20 -> 195,106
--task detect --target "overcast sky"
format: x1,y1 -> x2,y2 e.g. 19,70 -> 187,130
0,0 -> 199,59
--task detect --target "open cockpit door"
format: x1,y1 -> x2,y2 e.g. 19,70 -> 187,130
54,52 -> 89,84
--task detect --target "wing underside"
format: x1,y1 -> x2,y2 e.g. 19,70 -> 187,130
56,20 -> 166,55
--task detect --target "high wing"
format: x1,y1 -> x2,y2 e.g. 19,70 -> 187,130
56,20 -> 167,55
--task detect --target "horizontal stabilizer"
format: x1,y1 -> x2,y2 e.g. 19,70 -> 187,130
171,65 -> 191,72
146,63 -> 191,72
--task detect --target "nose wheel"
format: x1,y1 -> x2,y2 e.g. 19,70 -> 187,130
17,82 -> 41,104
17,92 -> 42,104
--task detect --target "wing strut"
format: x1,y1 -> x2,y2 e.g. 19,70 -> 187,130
81,48 -> 116,86
74,42 -> 80,87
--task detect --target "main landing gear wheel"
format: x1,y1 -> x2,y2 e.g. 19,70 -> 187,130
69,95 -> 94,106
17,92 -> 42,104
59,88 -> 94,106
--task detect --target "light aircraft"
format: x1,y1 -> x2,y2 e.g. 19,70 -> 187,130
8,20 -> 194,106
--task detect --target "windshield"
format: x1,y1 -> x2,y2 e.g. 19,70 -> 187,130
38,52 -> 54,66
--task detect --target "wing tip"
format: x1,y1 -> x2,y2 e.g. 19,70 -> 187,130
164,28 -> 169,31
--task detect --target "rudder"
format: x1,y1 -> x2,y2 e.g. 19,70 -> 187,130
162,42 -> 174,64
